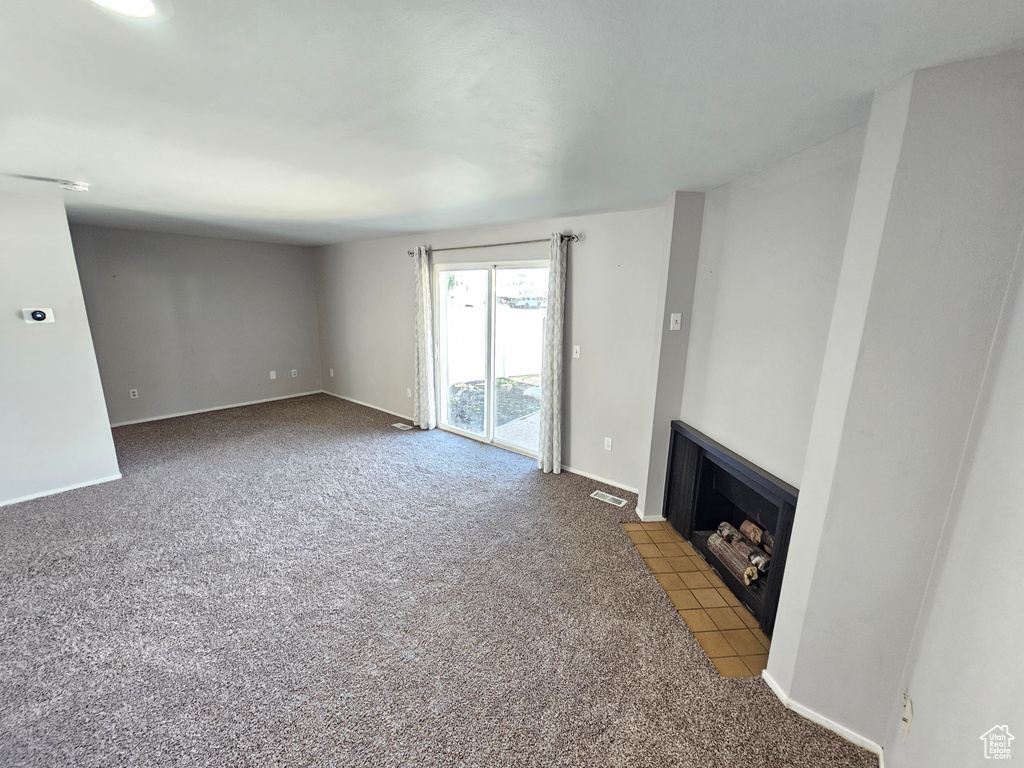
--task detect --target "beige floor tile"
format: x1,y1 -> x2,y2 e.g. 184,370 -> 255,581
705,607 -> 746,631
713,656 -> 752,678
694,631 -> 735,658
656,542 -> 686,558
703,571 -> 726,589
645,557 -> 674,573
722,629 -> 766,657
655,572 -> 686,591
627,530 -> 653,545
666,589 -> 700,610
691,556 -> 711,572
666,556 -> 699,572
622,523 -> 645,531
676,539 -> 697,556
646,529 -> 676,544
692,588 -> 728,609
717,587 -> 740,606
752,629 -> 772,651
680,572 -> 713,590
740,654 -> 769,676
636,543 -> 662,558
735,607 -> 759,629
678,609 -> 717,632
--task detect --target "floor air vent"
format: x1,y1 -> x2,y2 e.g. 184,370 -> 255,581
590,490 -> 628,507
391,423 -> 414,431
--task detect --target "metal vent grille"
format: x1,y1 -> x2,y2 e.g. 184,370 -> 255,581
391,423 -> 414,431
590,490 -> 627,507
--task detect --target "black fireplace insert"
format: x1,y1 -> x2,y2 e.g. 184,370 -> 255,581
662,421 -> 797,636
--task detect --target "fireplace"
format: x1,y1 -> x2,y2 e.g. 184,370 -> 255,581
662,421 -> 797,636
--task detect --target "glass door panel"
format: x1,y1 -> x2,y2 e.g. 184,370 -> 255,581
492,267 -> 549,452
437,269 -> 489,437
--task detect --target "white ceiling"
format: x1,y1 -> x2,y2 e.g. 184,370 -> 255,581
2,0 -> 1023,245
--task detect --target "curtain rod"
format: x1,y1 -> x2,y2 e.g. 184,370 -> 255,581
407,234 -> 579,257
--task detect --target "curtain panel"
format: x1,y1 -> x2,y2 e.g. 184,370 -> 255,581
412,246 -> 436,430
538,234 -> 567,473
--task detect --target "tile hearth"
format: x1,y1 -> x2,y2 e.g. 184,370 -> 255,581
623,520 -> 771,678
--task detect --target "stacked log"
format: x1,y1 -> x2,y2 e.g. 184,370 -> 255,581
762,530 -> 775,554
707,533 -> 758,585
739,520 -> 763,545
717,521 -> 771,573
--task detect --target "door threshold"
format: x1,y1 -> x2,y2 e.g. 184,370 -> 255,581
437,425 -> 538,459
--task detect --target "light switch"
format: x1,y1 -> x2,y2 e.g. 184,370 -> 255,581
669,313 -> 682,331
573,345 -> 581,358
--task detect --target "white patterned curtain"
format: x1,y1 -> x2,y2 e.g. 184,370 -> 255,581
538,234 -> 567,473
412,246 -> 436,430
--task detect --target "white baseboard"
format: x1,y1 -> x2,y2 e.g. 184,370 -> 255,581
634,506 -> 666,522
761,670 -> 885,767
1,473 -> 122,508
561,465 -> 639,496
321,393 -> 639,496
110,391 -> 323,427
321,391 -> 413,421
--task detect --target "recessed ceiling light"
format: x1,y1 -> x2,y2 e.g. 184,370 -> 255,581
59,180 -> 90,193
88,0 -> 157,18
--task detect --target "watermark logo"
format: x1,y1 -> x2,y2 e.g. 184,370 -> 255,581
980,725 -> 1014,760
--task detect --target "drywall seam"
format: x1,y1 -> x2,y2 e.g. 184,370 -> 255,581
1,474 -> 122,508
762,670 -> 885,766
109,391 -> 323,427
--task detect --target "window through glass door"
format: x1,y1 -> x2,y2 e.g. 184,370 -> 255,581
436,269 -> 489,437
492,267 -> 548,453
435,264 -> 549,454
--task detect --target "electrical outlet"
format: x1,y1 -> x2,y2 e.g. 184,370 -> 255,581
270,371 -> 276,380
406,388 -> 412,398
573,345 -> 581,359
604,437 -> 613,451
329,368 -> 335,378
291,369 -> 297,378
129,389 -> 138,399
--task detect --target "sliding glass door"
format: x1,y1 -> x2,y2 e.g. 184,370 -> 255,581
435,263 -> 549,454
436,268 -> 490,437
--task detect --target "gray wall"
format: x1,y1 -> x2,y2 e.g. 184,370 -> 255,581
681,127 -> 865,487
0,193 -> 120,505
639,192 -> 704,517
72,225 -> 322,425
770,50 -> 1024,751
315,206 -> 672,494
886,249 -> 1024,766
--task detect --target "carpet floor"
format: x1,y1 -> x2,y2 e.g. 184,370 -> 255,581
0,394 -> 875,767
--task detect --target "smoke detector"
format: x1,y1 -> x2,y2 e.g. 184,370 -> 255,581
58,181 -> 90,193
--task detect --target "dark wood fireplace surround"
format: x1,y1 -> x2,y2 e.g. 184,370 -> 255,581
662,421 -> 797,636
